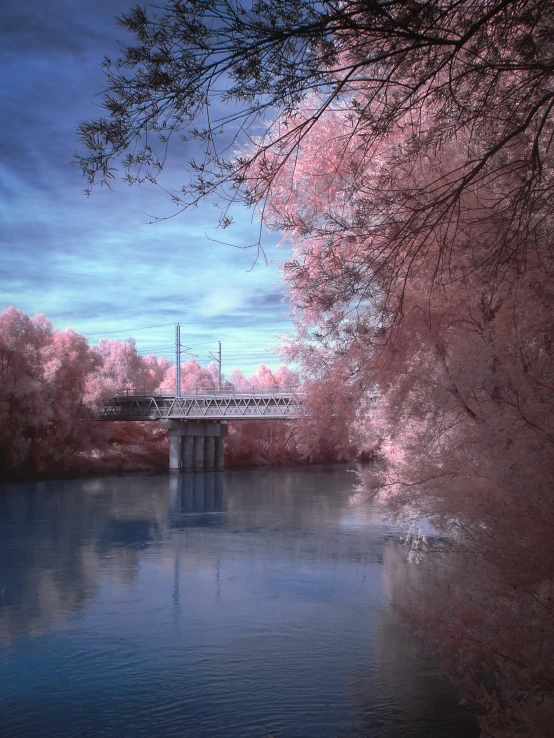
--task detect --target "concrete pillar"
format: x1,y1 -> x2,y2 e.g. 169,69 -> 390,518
169,434 -> 182,471
204,436 -> 215,471
193,435 -> 205,471
159,420 -> 228,473
182,436 -> 194,472
215,436 -> 225,471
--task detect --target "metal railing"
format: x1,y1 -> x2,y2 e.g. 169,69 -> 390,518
97,386 -> 302,421
96,386 -> 377,422
113,385 -> 299,398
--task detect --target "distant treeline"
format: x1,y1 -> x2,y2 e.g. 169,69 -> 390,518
0,307 -> 374,478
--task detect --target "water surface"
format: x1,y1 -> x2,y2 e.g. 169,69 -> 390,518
0,467 -> 478,737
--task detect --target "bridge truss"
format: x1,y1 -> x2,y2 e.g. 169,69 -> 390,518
96,387 -> 301,422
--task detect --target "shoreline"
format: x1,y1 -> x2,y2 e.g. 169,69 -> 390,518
0,457 -> 368,486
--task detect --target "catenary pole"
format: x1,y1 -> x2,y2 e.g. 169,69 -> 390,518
209,341 -> 222,391
218,341 -> 222,391
175,323 -> 181,398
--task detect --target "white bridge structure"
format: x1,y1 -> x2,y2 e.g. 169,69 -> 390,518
96,387 -> 302,473
97,387 -> 300,422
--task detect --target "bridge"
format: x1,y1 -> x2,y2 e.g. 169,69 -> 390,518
97,387 -> 300,421
97,387 -> 301,473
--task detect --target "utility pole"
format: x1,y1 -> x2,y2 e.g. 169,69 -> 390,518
218,340 -> 222,391
209,341 -> 222,391
175,323 -> 195,397
175,323 -> 181,398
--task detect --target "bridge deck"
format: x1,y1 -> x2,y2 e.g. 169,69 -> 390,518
97,388 -> 302,421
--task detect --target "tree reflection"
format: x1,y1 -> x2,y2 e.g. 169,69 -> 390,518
0,469 -> 480,737
344,544 -> 480,738
0,477 -> 171,643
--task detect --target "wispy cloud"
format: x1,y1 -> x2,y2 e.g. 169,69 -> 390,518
0,0 -> 293,375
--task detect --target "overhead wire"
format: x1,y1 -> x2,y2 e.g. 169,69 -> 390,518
88,321 -> 289,366
86,317 -> 292,338
86,322 -> 176,336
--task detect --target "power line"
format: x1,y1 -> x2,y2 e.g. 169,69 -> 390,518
86,322 -> 177,336
135,345 -> 282,354
136,341 -> 281,349
86,318 -> 291,337
191,341 -> 273,345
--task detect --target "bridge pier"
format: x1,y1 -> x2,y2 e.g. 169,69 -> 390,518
168,434 -> 180,471
182,436 -> 194,472
160,420 -> 228,472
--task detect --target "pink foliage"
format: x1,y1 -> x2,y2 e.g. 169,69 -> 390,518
0,309 -> 305,475
85,338 -> 169,408
0,310 -> 174,476
164,358 -> 216,393
245,96 -> 554,733
225,421 -> 297,467
227,368 -> 251,391
225,363 -> 301,466
0,308 -> 101,473
82,337 -> 171,473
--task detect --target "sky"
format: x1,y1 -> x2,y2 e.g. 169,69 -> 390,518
0,0 -> 293,376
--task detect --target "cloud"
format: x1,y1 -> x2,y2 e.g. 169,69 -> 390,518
0,1 -> 294,374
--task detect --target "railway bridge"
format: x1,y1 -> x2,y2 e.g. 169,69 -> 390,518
97,387 -> 301,472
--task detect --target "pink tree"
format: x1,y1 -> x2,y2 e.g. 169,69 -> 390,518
0,308 -> 306,474
83,337 -> 171,472
85,337 -> 169,408
72,2 -> 554,725
227,368 -> 251,391
225,363 -> 301,466
274,364 -> 298,389
163,357 -> 217,394
0,308 -> 102,474
244,96 -> 554,733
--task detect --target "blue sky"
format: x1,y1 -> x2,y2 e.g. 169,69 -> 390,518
0,0 -> 293,375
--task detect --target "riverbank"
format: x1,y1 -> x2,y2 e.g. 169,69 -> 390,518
0,455 -> 367,485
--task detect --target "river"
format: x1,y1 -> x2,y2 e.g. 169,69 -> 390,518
0,466 -> 478,737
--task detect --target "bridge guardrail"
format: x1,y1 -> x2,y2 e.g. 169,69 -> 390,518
112,385 -> 300,398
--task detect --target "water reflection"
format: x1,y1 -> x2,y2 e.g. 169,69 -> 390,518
0,468 -> 478,737
169,473 -> 226,517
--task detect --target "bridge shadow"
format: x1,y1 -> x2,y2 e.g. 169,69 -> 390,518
169,473 -> 226,518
